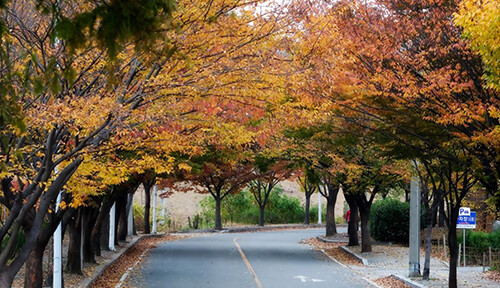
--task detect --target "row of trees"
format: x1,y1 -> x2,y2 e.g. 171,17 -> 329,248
1,1 -> 498,288
0,0 -> 291,286
282,1 -> 499,287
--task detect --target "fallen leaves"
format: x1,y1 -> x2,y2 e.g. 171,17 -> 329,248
484,270 -> 500,282
90,234 -> 189,288
300,237 -> 362,266
374,276 -> 411,288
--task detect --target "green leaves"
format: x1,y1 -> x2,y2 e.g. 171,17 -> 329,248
54,0 -> 178,59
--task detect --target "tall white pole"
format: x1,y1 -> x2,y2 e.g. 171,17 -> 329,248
127,194 -> 134,236
409,171 -> 421,277
161,196 -> 165,219
152,185 -> 157,234
318,192 -> 322,224
53,191 -> 62,288
109,203 -> 116,251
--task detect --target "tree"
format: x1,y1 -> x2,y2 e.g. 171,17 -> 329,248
297,166 -> 320,225
455,0 -> 500,92
286,1 -> 498,285
188,149 -> 255,230
249,158 -> 293,226
0,0 -> 288,285
317,174 -> 340,237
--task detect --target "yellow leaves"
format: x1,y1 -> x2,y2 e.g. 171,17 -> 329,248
454,0 -> 500,91
177,162 -> 192,172
26,95 -> 117,137
59,201 -> 67,210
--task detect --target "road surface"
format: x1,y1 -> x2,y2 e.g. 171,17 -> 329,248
129,228 -> 372,288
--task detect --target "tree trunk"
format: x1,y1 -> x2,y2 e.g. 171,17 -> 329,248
448,225 -> 458,288
24,243 -> 44,288
304,195 -> 311,225
117,192 -> 128,241
65,210 -> 83,274
144,185 -> 151,234
325,195 -> 337,236
359,204 -> 372,253
0,272 -> 14,288
91,194 -> 115,257
423,221 -> 432,280
345,194 -> 359,246
100,216 -> 109,251
258,205 -> 265,227
82,206 -> 98,263
114,201 -> 120,246
215,197 -> 223,230
438,200 -> 445,227
23,206 -> 76,288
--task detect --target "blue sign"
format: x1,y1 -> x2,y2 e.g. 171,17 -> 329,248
457,211 -> 476,229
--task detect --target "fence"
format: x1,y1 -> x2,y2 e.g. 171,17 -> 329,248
458,245 -> 500,270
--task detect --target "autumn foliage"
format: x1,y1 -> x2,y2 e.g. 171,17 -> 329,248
0,0 -> 499,287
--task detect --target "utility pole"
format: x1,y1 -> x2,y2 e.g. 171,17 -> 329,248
318,192 -> 322,224
409,170 -> 421,277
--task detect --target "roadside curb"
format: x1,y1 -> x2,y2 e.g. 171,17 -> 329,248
339,246 -> 369,265
80,233 -> 164,288
391,274 -> 427,288
318,249 -> 383,288
316,235 -> 348,243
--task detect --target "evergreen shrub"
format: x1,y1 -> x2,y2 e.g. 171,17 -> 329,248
370,198 -> 410,243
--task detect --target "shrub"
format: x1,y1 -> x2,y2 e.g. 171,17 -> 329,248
265,191 -> 304,224
489,230 -> 500,248
308,205 -> 326,224
198,189 -> 306,227
460,229 -> 500,251
133,202 -> 145,231
370,198 -> 411,243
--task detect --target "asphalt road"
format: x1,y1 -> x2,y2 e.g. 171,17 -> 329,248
130,228 -> 372,288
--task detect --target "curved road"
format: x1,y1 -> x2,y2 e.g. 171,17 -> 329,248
130,228 -> 371,288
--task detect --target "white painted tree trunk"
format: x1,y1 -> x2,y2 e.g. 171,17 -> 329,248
152,185 -> 157,234
127,194 -> 134,236
53,192 -> 62,288
109,203 -> 116,251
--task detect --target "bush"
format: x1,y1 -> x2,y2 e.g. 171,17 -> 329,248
198,189 -> 306,227
309,205 -> 326,224
133,202 -> 145,231
370,198 -> 411,243
265,191 -> 304,224
460,230 -> 500,251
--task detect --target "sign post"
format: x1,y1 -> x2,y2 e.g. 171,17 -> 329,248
457,207 -> 476,267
